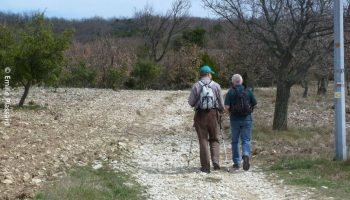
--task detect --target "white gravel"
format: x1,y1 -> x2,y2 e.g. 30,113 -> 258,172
126,91 -> 319,200
1,87 -> 331,199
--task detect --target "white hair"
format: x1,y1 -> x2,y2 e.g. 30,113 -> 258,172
231,74 -> 243,85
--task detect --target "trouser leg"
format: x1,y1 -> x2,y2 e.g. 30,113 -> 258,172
230,120 -> 241,165
195,126 -> 210,169
208,111 -> 220,165
241,120 -> 252,157
194,112 -> 210,170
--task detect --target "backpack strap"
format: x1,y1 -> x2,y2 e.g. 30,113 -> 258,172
232,86 -> 239,98
199,80 -> 212,87
208,80 -> 213,87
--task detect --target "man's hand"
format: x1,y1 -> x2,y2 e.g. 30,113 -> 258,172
224,105 -> 230,114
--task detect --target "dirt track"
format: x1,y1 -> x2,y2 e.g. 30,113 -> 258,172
0,87 -> 328,199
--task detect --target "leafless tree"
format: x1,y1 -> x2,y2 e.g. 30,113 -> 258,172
203,0 -> 333,130
228,32 -> 274,89
135,0 -> 191,62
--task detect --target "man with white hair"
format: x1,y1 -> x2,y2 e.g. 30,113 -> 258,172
224,74 -> 257,171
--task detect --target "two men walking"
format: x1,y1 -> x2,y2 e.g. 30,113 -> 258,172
188,66 -> 257,173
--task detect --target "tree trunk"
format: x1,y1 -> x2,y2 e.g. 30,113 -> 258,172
317,77 -> 327,95
301,80 -> 308,98
18,81 -> 31,107
272,80 -> 292,130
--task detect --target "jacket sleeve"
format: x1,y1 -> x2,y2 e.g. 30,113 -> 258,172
188,83 -> 198,107
216,84 -> 225,111
250,91 -> 257,107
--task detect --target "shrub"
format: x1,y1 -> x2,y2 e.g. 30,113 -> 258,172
131,58 -> 160,89
60,60 -> 96,88
106,65 -> 128,90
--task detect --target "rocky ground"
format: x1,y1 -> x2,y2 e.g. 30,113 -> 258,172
0,87 -> 334,199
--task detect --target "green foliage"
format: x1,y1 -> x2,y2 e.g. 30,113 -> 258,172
13,13 -> 72,85
199,52 -> 227,85
60,60 -> 96,88
35,166 -> 145,200
182,27 -> 206,47
211,24 -> 223,34
172,35 -> 183,51
171,27 -> 207,51
170,63 -> 198,89
0,25 -> 17,88
112,18 -> 138,37
131,58 -> 160,89
106,65 -> 128,90
200,52 -> 217,72
10,12 -> 73,105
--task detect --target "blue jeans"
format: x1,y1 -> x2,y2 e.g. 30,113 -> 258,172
230,119 -> 252,165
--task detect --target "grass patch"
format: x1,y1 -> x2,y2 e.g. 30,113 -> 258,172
253,125 -> 323,143
34,166 -> 146,200
268,157 -> 350,199
13,101 -> 46,111
205,177 -> 222,183
253,122 -> 350,199
0,102 -> 44,110
14,104 -> 43,110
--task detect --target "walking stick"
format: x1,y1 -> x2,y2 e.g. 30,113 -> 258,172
219,115 -> 230,172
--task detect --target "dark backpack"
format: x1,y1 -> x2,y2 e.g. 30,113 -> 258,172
230,87 -> 252,117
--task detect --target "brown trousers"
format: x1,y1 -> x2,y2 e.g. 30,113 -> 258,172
194,109 -> 220,170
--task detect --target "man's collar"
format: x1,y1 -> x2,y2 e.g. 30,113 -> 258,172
200,77 -> 211,81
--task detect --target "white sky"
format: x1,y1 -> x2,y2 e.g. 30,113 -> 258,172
0,0 -> 215,19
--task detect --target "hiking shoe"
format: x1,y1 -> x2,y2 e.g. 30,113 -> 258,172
213,163 -> 220,170
243,155 -> 250,171
200,168 -> 210,173
232,164 -> 240,170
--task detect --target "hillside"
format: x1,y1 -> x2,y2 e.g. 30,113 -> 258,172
1,86 -> 347,199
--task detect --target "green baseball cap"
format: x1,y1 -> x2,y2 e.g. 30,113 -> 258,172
200,65 -> 215,74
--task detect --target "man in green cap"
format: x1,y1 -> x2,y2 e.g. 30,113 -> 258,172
188,65 -> 225,173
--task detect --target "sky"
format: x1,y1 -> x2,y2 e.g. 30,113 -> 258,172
0,0 -> 215,19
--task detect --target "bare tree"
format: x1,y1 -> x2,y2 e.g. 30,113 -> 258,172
136,0 -> 191,62
203,0 -> 333,130
228,32 -> 274,90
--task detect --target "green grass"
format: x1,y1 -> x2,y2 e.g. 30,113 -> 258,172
252,122 -> 350,199
13,101 -> 45,110
252,124 -> 349,199
268,157 -> 350,199
253,125 -> 325,143
14,104 -> 43,110
34,166 -> 146,200
0,100 -> 45,110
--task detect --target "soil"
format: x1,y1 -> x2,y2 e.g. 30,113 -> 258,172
0,87 -> 333,199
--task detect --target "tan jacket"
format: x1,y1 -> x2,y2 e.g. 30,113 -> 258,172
188,77 -> 225,111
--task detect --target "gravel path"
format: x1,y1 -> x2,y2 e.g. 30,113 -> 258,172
126,91 -> 318,200
1,88 -> 328,199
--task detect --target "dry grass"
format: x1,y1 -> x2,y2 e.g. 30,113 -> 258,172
34,166 -> 146,200
250,82 -> 350,199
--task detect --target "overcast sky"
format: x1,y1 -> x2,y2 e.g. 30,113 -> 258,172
0,0 -> 215,19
